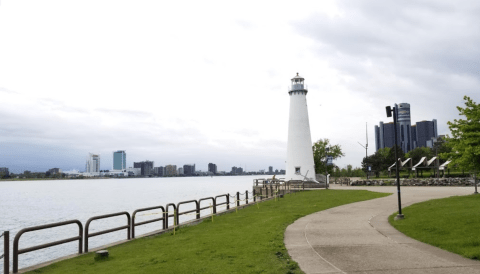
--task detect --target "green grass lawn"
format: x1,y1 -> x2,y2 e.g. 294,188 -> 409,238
30,190 -> 389,274
389,194 -> 480,260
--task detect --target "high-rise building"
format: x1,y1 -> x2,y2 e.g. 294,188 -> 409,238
236,167 -> 243,174
416,120 -> 438,148
231,166 -> 237,174
133,160 -> 154,176
178,167 -> 184,175
165,165 -> 177,176
113,150 -> 126,171
375,103 -> 437,153
268,166 -> 273,174
397,103 -> 412,152
208,163 -> 217,174
154,166 -> 164,177
183,164 -> 195,175
285,73 -> 317,182
86,153 -> 100,173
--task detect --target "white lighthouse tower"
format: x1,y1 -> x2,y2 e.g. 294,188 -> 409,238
285,73 -> 317,182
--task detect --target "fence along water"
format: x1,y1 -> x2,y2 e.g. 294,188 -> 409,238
4,185 -> 299,273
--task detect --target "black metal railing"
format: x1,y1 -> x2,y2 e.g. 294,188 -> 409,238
12,220 -> 83,273
1,231 -> 9,274
132,206 -> 165,238
215,194 -> 230,211
199,197 -> 216,216
85,212 -> 131,252
176,200 -> 200,225
164,203 -> 177,229
9,187 -> 292,272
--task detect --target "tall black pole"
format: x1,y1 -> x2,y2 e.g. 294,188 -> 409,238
393,107 -> 404,219
325,147 -> 329,189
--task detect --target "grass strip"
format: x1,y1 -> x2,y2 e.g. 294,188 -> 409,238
30,190 -> 389,274
389,194 -> 480,260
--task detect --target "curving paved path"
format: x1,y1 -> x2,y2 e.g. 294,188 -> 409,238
285,185 -> 480,274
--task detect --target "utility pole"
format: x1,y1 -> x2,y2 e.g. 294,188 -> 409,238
358,123 -> 369,179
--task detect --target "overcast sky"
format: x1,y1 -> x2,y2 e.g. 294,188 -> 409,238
1,1 -> 479,173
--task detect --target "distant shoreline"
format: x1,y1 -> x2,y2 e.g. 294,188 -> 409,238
0,174 -> 278,182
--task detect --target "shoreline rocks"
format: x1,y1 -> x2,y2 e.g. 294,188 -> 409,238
349,177 -> 477,187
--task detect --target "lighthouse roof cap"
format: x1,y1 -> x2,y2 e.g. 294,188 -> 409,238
291,73 -> 304,81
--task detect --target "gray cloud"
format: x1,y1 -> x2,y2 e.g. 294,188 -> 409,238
292,0 -> 480,168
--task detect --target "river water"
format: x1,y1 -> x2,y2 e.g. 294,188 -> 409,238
0,175 -> 266,271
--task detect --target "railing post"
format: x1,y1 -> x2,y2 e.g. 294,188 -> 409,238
213,198 -> 217,214
253,189 -> 256,202
3,231 -> 9,274
245,190 -> 249,204
175,208 -> 179,226
196,200 -> 200,220
270,185 -> 273,197
164,208 -> 169,229
236,192 -> 240,207
226,195 -> 230,210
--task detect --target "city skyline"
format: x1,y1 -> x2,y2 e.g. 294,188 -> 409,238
375,103 -> 438,153
1,1 -> 479,173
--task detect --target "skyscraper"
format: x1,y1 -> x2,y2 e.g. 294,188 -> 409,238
133,160 -> 154,176
113,150 -> 126,171
285,73 -> 316,182
208,163 -> 217,174
416,120 -> 438,148
375,103 -> 438,153
86,153 -> 100,173
183,164 -> 195,175
397,103 -> 412,152
154,166 -> 164,176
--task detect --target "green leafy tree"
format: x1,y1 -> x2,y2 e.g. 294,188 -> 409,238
361,147 -> 392,177
433,137 -> 452,164
441,96 -> 480,173
312,138 -> 345,175
386,144 -> 405,165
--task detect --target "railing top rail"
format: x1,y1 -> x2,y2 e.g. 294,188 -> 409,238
199,197 -> 214,203
14,220 -> 82,240
214,194 -> 228,199
177,199 -> 199,206
132,205 -> 165,216
86,211 -> 130,224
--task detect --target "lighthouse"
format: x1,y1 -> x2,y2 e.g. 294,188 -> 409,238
285,73 -> 317,182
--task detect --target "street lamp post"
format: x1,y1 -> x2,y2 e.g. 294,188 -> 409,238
386,106 -> 404,220
325,147 -> 329,189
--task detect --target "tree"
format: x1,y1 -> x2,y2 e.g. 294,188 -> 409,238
441,96 -> 480,173
361,147 -> 391,177
312,138 -> 345,175
386,145 -> 405,165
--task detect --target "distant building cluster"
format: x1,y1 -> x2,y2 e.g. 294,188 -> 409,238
0,149 -> 286,179
375,103 -> 438,153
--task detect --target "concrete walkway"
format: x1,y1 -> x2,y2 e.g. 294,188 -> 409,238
285,185 -> 480,273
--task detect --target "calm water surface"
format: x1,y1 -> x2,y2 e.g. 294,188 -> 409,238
0,175 -> 265,271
